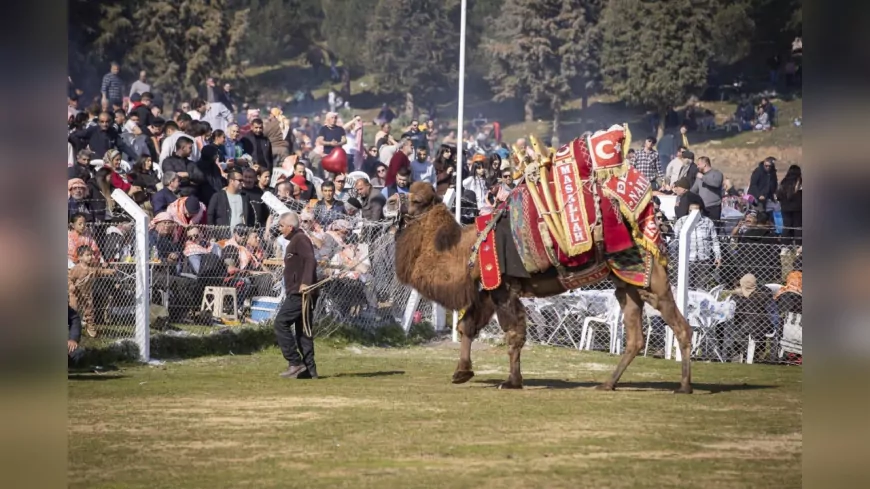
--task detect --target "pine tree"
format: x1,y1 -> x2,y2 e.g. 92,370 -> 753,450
366,0 -> 458,118
486,0 -> 601,127
322,0 -> 379,73
241,0 -> 322,66
600,0 -> 714,139
123,0 -> 249,106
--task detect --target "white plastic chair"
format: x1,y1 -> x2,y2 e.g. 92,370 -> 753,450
779,312 -> 802,357
709,284 -> 726,301
765,283 -> 782,295
576,291 -> 621,353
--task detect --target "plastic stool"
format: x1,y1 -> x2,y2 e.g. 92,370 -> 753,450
201,286 -> 239,321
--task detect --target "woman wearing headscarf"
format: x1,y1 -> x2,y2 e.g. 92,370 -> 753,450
193,144 -> 226,207
103,149 -> 140,195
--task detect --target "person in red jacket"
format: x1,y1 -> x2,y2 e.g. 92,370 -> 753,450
384,138 -> 414,187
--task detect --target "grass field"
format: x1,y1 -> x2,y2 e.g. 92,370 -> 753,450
68,341 -> 802,489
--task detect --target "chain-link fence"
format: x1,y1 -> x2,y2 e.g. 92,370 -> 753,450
68,193 -> 802,366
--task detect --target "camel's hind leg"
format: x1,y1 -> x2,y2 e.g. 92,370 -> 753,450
597,282 -> 644,391
491,279 -> 527,389
451,297 -> 495,384
639,262 -> 693,394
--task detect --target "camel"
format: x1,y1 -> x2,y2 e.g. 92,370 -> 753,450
384,181 -> 694,393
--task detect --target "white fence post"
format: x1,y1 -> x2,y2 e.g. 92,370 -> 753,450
668,209 -> 701,361
431,188 -> 455,334
111,189 -> 150,362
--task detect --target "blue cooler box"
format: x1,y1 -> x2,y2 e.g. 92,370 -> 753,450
250,296 -> 281,323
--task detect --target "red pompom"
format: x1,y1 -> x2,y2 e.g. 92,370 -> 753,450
322,147 -> 348,175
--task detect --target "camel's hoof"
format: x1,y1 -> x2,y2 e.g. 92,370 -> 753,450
497,381 -> 523,390
595,383 -> 615,391
673,386 -> 693,395
452,370 -> 474,384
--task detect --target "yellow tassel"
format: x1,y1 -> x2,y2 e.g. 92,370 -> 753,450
622,123 -> 632,159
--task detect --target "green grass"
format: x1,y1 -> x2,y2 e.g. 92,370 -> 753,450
69,342 -> 801,489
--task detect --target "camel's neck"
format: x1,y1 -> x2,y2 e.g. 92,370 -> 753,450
393,205 -> 478,311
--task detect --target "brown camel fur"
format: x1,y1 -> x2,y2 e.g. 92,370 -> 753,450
387,182 -> 694,393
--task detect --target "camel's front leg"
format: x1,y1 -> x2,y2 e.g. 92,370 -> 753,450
452,300 -> 493,384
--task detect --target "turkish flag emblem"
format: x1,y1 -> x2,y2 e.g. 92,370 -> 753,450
586,125 -> 625,170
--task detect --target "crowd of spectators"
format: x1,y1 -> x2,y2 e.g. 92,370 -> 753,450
67,62 -> 802,365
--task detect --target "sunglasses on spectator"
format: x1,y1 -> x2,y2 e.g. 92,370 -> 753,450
502,173 -> 511,178
377,169 -> 386,173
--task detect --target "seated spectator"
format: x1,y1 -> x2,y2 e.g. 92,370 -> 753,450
369,164 -> 388,190
68,245 -> 116,337
162,136 -> 198,197
332,172 -> 349,202
151,171 -> 180,214
181,226 -> 224,278
101,215 -> 136,262
164,195 -> 207,241
362,145 -> 382,178
128,155 -> 159,209
775,270 -> 802,363
68,178 -> 104,223
102,149 -> 138,194
69,149 -> 96,182
384,167 -> 412,198
729,274 -> 778,363
224,224 -> 262,271
753,105 -> 771,131
68,213 -> 103,266
148,212 -> 182,261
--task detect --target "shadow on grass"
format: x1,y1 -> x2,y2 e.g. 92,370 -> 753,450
67,373 -> 126,381
332,370 -> 405,378
473,378 -> 778,393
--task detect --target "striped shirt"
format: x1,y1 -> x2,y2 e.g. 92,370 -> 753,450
674,215 -> 721,262
101,73 -> 124,103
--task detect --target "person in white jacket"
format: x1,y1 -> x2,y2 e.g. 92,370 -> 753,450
462,162 -> 490,211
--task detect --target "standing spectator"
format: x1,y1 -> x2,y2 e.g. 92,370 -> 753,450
691,156 -> 724,225
433,144 -> 456,197
151,171 -> 180,214
128,155 -> 160,202
68,111 -> 136,161
207,168 -> 253,230
67,213 -> 103,265
68,245 -> 116,338
776,164 -> 802,249
410,146 -> 435,187
223,123 -> 242,163
313,180 -> 347,227
632,137 -> 664,189
162,136 -> 198,197
385,138 -> 414,187
129,70 -> 150,98
242,167 -> 269,227
291,161 -> 316,201
462,161 -> 491,211
241,118 -> 273,169
672,177 -> 706,220
265,109 -> 291,165
361,146 -> 382,178
202,100 -> 234,133
315,112 -> 347,155
663,145 -> 688,188
159,113 -> 200,165
673,203 -> 721,290
748,157 -> 778,211
370,164 -> 388,190
353,178 -> 385,221
193,145 -> 227,207
100,62 -> 124,110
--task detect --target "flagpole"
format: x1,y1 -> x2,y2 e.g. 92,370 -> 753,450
452,0 -> 468,343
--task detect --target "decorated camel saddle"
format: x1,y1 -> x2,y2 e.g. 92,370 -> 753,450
471,124 -> 666,292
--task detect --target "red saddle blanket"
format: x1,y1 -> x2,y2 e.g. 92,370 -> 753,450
506,137 -> 665,286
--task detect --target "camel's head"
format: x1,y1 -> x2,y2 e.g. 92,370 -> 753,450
384,181 -> 442,221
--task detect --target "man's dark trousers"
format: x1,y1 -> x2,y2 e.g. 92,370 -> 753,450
273,294 -> 317,376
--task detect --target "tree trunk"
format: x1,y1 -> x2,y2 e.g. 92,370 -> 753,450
581,88 -> 589,111
524,99 -> 534,122
656,108 -> 667,141
405,92 -> 415,120
552,106 -> 561,138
